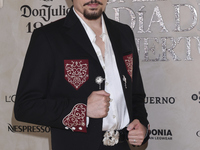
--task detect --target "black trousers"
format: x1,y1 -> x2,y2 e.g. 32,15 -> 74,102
98,141 -> 131,150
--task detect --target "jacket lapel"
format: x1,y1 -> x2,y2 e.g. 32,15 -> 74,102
63,7 -> 99,63
103,13 -> 129,78
103,13 -> 132,116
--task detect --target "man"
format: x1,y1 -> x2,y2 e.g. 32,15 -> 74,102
14,0 -> 149,149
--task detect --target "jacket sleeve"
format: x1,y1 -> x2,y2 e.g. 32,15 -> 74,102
14,28 -> 87,133
128,27 -> 149,145
129,27 -> 149,128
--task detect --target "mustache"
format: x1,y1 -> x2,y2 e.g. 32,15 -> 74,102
83,0 -> 103,6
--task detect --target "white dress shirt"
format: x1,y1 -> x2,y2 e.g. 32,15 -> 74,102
74,9 -> 130,131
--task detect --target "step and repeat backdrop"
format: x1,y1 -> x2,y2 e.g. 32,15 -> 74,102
1,0 -> 200,150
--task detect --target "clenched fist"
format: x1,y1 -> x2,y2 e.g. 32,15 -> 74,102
87,90 -> 110,118
127,119 -> 147,146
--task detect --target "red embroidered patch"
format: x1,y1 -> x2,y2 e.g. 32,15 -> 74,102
123,54 -> 133,78
62,103 -> 87,133
64,60 -> 89,90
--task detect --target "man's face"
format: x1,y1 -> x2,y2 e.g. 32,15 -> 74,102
73,0 -> 107,20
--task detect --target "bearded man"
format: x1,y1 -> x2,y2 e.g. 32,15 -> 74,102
14,0 -> 149,149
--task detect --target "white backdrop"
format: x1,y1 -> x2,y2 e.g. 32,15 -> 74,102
1,0 -> 200,150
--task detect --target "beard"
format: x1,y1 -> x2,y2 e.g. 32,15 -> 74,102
83,8 -> 103,20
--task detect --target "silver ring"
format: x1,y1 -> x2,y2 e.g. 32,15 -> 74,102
133,139 -> 136,143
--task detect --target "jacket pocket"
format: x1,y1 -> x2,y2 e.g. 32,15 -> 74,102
123,54 -> 133,79
64,59 -> 89,90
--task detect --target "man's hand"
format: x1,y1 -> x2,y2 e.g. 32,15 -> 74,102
127,119 -> 147,146
87,90 -> 110,118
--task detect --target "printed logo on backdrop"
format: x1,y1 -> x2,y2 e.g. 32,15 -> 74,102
8,123 -> 51,133
191,91 -> 200,103
5,95 -> 15,103
20,0 -> 69,33
149,129 -> 173,140
145,97 -> 175,104
20,0 -> 200,60
196,130 -> 200,137
108,0 -> 200,61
